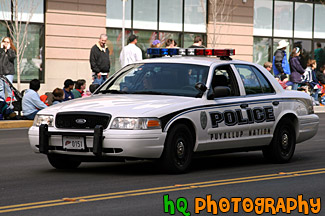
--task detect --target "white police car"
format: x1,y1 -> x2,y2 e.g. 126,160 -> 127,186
28,48 -> 319,173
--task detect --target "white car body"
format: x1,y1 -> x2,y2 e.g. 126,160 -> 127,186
28,56 -> 319,172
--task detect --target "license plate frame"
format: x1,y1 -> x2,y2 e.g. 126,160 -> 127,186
62,136 -> 86,150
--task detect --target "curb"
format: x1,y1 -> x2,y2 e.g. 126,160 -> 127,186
0,120 -> 33,129
314,106 -> 325,113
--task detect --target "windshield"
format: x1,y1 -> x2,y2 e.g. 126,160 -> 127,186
96,63 -> 210,97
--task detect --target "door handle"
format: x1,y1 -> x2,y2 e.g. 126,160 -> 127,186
240,104 -> 248,109
272,101 -> 279,106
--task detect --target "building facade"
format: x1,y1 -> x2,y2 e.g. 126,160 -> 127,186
1,0 -> 324,93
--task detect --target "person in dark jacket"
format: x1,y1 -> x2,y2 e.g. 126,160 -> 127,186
289,47 -> 305,90
188,36 -> 205,48
63,79 -> 75,101
0,37 -> 16,99
273,40 -> 291,79
90,34 -> 110,85
316,64 -> 325,85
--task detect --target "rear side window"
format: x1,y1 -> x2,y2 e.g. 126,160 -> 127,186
234,64 -> 274,95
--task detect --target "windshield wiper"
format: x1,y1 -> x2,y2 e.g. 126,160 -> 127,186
131,91 -> 172,96
98,89 -> 128,94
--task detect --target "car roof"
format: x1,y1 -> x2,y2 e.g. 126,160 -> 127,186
136,56 -> 251,67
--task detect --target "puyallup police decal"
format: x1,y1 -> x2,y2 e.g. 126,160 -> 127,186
209,106 -> 275,128
200,111 -> 207,129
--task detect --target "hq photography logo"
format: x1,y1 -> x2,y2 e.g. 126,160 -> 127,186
163,194 -> 321,215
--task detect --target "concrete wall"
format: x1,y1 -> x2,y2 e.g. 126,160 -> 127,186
35,0 -> 106,94
207,0 -> 254,62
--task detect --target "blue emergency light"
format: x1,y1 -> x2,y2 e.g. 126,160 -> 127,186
147,48 -> 235,58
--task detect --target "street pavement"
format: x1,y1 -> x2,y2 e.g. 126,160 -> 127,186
0,114 -> 324,215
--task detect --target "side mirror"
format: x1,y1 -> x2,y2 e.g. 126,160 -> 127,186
89,84 -> 100,93
212,86 -> 231,98
195,82 -> 207,93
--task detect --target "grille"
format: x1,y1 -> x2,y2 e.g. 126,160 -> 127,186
55,112 -> 111,129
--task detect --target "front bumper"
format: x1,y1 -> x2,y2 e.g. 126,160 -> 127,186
28,124 -> 167,159
296,114 -> 319,143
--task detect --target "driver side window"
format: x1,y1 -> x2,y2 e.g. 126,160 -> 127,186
210,65 -> 240,97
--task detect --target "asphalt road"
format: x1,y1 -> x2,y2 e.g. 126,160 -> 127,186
0,114 -> 325,216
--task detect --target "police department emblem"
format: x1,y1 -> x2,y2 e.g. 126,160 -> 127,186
200,111 -> 207,129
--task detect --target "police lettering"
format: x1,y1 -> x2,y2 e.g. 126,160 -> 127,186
210,106 -> 275,128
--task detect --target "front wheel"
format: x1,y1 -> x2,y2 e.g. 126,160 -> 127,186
160,124 -> 194,174
263,118 -> 296,163
47,154 -> 81,169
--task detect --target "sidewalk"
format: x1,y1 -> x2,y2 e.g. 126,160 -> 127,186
1,106 -> 325,129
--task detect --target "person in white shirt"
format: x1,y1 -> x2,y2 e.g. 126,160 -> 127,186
119,35 -> 142,68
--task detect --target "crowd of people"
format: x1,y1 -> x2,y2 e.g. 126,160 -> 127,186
264,40 -> 325,106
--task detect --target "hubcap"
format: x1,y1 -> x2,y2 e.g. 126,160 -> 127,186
282,133 -> 289,149
176,141 -> 185,158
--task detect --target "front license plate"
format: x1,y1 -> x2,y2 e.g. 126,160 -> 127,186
62,136 -> 85,150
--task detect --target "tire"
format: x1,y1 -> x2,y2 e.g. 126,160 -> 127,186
47,154 -> 81,169
160,124 -> 194,174
263,118 -> 296,163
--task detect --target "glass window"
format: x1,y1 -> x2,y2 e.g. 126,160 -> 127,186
212,65 -> 240,96
253,37 -> 272,66
253,0 -> 273,36
15,24 -> 44,82
97,63 -> 210,98
107,29 -> 132,74
235,65 -> 263,95
17,0 -> 44,23
0,1 -> 10,20
184,33 -> 205,48
314,4 -> 325,39
132,30 -> 157,59
0,23 -> 7,38
184,0 -> 206,33
106,0 -> 131,28
251,66 -> 274,93
159,0 -> 182,31
294,3 -> 313,39
158,32 -> 181,48
274,1 -> 293,37
133,0 -> 158,30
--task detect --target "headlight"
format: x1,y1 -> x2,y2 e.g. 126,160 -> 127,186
110,117 -> 161,130
33,115 -> 54,127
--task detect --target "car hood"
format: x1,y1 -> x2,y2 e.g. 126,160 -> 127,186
39,94 -> 200,117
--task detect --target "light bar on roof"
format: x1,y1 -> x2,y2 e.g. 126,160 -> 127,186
146,48 -> 235,58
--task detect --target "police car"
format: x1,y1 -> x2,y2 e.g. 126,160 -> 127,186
28,48 -> 319,173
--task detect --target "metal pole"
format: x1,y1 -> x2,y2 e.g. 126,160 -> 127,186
122,0 -> 127,48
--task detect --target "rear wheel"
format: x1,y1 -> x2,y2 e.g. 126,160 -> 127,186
263,118 -> 296,163
47,154 -> 81,169
160,124 -> 194,173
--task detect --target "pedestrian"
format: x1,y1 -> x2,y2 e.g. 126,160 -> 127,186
52,88 -> 64,105
316,64 -> 325,85
90,34 -> 110,85
165,39 -> 174,48
71,79 -> 86,98
0,37 -> 16,100
263,62 -> 273,73
272,40 -> 291,79
314,42 -> 325,71
302,59 -> 320,105
150,40 -> 161,48
188,36 -> 205,48
289,47 -> 305,90
119,34 -> 142,68
22,79 -> 47,120
63,79 -> 75,101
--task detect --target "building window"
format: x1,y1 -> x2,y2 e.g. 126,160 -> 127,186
314,4 -> 325,39
184,0 -> 207,33
0,0 -> 44,82
158,32 -> 182,48
294,2 -> 313,39
274,1 -> 293,37
133,0 -> 158,30
159,0 -> 182,31
106,0 -> 131,28
253,37 -> 272,66
253,0 -> 273,36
